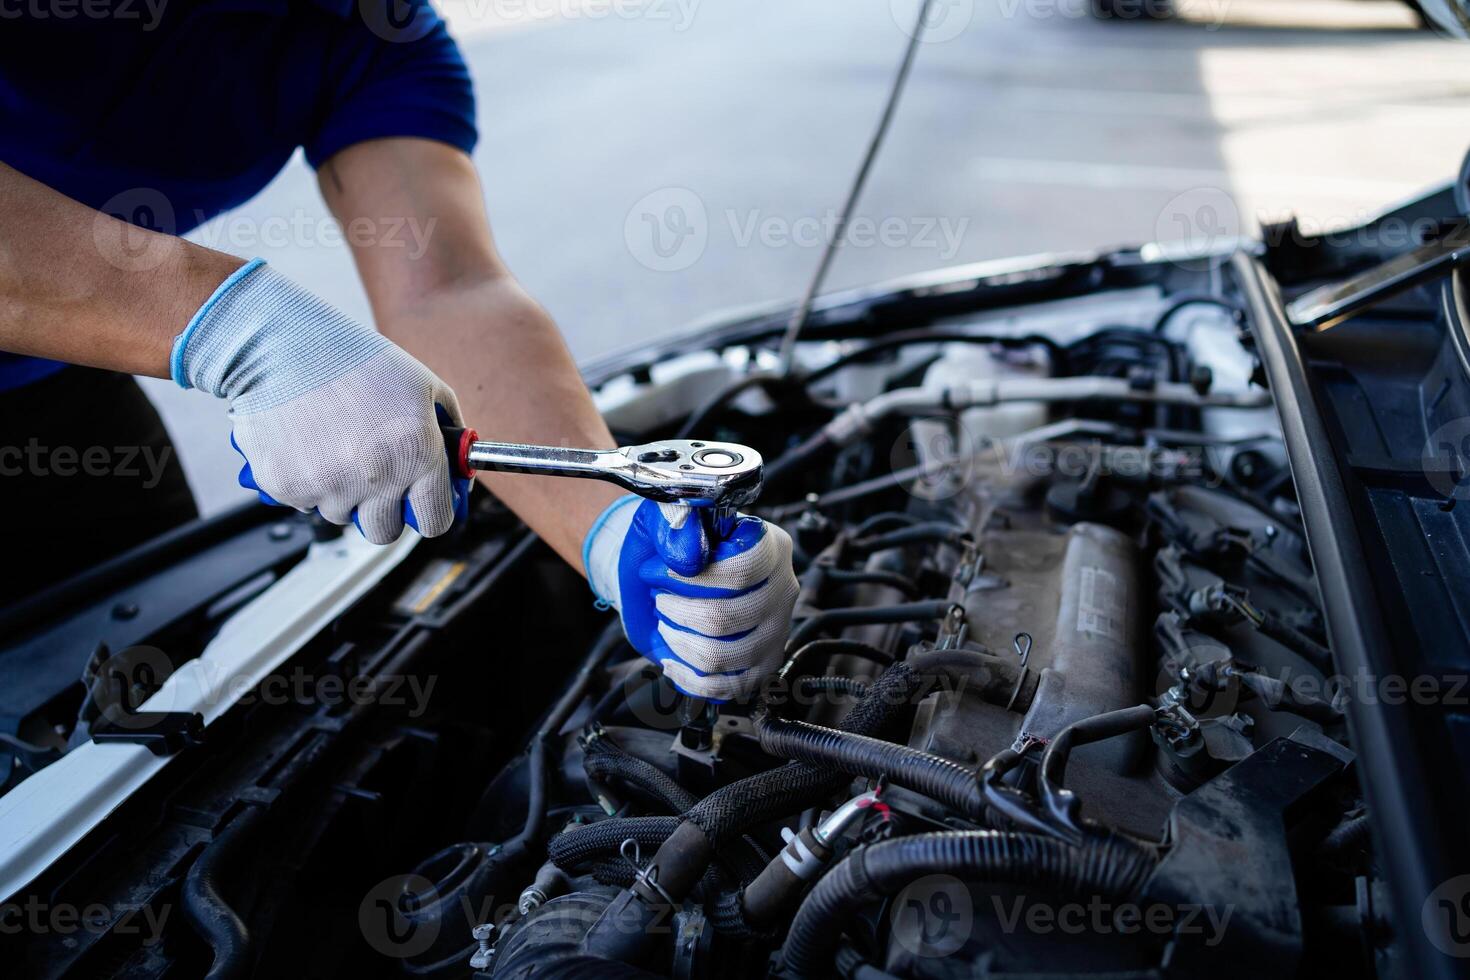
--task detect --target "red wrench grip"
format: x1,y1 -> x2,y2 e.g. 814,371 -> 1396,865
441,425 -> 478,480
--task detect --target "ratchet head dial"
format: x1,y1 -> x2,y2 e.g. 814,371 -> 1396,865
615,439 -> 764,511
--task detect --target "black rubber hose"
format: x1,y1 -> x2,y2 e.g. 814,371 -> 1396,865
763,430 -> 835,486
547,816 -> 679,870
786,600 -> 956,653
753,712 -> 986,820
686,662 -> 923,844
820,567 -> 921,599
847,522 -> 968,555
674,372 -> 806,440
560,666 -> 920,904
1320,812 -> 1373,858
979,741 -> 1064,840
778,639 -> 895,682
582,862 -> 769,940
906,646 -> 1020,703
507,741 -> 553,862
585,856 -> 638,887
183,806 -> 265,980
582,729 -> 698,814
589,662 -> 658,723
579,664 -> 923,962
1257,614 -> 1333,672
1038,705 -> 1159,841
548,816 -> 770,887
780,830 -> 1158,978
1151,293 -> 1244,334
707,883 -> 775,939
503,622 -> 626,860
796,676 -> 869,698
581,732 -> 778,880
851,511 -> 922,537
1235,670 -> 1342,723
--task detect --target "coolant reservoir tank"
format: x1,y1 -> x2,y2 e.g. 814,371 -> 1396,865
910,343 -> 1051,465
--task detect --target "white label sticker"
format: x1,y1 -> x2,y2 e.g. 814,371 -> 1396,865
1077,565 -> 1124,642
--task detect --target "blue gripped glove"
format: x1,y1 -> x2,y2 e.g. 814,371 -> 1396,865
171,258 -> 470,543
583,496 -> 800,701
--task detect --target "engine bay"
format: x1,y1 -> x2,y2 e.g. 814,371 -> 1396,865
460,274 -> 1363,980
3,247 -> 1418,979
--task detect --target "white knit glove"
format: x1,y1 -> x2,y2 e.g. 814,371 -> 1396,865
172,259 -> 466,544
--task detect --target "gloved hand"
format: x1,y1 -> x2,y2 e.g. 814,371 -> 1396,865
171,258 -> 470,544
583,496 -> 799,701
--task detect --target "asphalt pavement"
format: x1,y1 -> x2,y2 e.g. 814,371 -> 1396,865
138,0 -> 1470,513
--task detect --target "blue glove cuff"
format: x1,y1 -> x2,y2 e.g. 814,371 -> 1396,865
171,258 -> 267,388
582,494 -> 639,605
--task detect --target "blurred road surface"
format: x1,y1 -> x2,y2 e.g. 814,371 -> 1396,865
139,0 -> 1470,513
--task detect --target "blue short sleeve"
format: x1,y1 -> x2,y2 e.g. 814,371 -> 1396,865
305,6 -> 478,169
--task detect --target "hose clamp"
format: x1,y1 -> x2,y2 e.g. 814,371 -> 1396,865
778,826 -> 828,881
620,838 -> 677,908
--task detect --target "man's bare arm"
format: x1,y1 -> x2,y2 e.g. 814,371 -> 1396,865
317,137 -> 623,573
0,162 -> 242,377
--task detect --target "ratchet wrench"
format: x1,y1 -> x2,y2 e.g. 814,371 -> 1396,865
441,426 -> 763,538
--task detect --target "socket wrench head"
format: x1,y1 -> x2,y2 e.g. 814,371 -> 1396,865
615,439 -> 763,512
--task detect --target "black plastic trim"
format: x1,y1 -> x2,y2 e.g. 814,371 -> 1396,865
1234,251 -> 1457,980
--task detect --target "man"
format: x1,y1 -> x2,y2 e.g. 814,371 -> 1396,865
0,2 -> 797,701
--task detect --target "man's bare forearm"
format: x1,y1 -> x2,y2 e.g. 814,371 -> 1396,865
0,162 -> 242,377
377,276 -> 624,571
319,139 -> 624,573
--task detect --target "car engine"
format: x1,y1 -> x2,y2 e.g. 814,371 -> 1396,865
2,260 -> 1386,980
417,283 -> 1366,979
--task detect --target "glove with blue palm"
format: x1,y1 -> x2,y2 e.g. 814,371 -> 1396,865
172,258 -> 470,543
583,496 -> 799,701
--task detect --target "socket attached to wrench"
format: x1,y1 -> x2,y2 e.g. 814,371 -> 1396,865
442,426 -> 763,538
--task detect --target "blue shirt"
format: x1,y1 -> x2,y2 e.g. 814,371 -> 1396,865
0,0 -> 478,391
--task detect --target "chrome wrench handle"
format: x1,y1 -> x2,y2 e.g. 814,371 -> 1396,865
444,428 -> 763,537
463,442 -> 618,479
